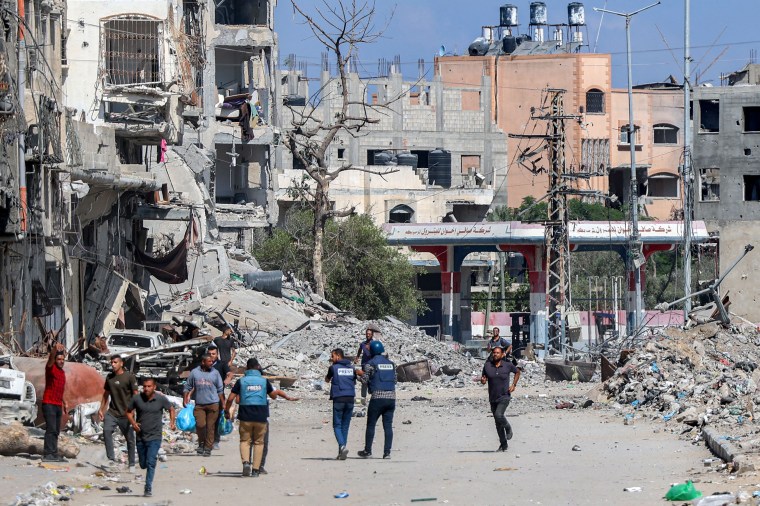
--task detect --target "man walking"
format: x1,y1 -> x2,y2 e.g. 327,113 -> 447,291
358,341 -> 396,459
126,378 -> 176,497
42,343 -> 68,462
213,326 -> 237,366
208,344 -> 233,449
98,355 -> 138,471
325,348 -> 360,460
225,358 -> 274,477
354,327 -> 374,405
183,354 -> 224,456
481,346 -> 520,451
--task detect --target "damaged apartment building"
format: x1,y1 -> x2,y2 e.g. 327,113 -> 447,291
693,63 -> 760,322
0,0 -> 280,350
276,56 -> 507,225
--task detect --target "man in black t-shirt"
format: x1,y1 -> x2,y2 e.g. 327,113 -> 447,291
481,346 -> 520,452
213,327 -> 237,365
127,378 -> 176,497
97,355 -> 138,470
208,345 -> 233,449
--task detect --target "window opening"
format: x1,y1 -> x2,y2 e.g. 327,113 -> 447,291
647,174 -> 679,198
585,89 -> 604,114
744,175 -> 760,201
744,107 -> 760,132
619,124 -> 639,145
103,17 -> 161,86
389,204 -> 414,224
653,123 -> 678,144
699,99 -> 719,133
699,168 -> 719,201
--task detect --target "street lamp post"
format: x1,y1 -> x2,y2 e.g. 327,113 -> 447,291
594,2 -> 660,336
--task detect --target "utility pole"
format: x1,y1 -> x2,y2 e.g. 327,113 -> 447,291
682,0 -> 693,318
595,2 -> 660,336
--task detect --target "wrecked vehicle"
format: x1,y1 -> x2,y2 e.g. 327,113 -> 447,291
0,356 -> 37,424
105,329 -> 168,356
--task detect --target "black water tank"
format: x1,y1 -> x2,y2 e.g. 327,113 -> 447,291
373,151 -> 394,165
396,152 -> 418,168
502,36 -> 517,54
428,149 -> 451,188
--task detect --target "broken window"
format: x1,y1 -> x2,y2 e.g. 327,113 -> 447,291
744,107 -> 760,132
653,123 -> 678,144
647,174 -> 679,198
619,124 -> 640,145
699,99 -> 719,133
337,148 -> 346,159
389,204 -> 414,224
744,175 -> 760,201
215,0 -> 269,26
585,89 -> 604,114
699,168 -> 720,201
102,16 -> 161,86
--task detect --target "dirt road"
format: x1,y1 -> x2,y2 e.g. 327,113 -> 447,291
4,381 -> 745,505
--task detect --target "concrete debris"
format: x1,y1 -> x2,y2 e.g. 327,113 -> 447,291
602,321 -> 760,454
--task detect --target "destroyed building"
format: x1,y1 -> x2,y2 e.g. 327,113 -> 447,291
693,64 -> 760,322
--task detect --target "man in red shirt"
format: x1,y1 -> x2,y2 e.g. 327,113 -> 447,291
42,343 -> 68,462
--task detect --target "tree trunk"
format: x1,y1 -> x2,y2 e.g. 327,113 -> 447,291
0,422 -> 80,458
312,184 -> 328,297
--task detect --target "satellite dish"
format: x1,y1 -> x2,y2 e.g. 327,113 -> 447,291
438,45 -> 446,57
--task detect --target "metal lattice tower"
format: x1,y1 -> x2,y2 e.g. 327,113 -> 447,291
544,89 -> 571,352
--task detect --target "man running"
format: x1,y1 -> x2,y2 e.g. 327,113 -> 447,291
325,348 -> 361,460
98,355 -> 138,471
126,378 -> 176,497
481,346 -> 520,451
358,341 -> 396,459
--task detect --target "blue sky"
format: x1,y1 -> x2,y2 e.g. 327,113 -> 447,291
275,1 -> 760,88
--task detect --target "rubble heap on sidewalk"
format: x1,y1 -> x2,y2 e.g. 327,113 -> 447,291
603,321 -> 760,437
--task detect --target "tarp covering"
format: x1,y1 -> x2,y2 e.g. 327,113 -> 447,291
135,234 -> 189,284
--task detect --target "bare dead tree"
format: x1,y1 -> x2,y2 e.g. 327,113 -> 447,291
285,0 -> 401,297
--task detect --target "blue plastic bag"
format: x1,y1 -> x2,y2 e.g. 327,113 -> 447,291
177,403 -> 196,432
217,412 -> 233,436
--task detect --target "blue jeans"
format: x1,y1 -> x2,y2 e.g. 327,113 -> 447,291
364,398 -> 395,454
332,401 -> 354,447
136,439 -> 161,492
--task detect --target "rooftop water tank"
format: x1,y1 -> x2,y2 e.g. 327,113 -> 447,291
373,151 -> 396,165
396,152 -> 418,169
500,4 -> 519,27
428,149 -> 451,188
529,2 -> 547,25
502,35 -> 518,54
568,2 -> 585,26
468,37 -> 490,56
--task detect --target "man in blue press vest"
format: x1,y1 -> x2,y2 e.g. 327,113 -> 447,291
225,358 -> 274,477
358,341 -> 396,459
325,348 -> 362,460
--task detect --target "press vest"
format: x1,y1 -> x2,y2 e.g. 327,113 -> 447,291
367,355 -> 396,393
238,370 -> 267,406
330,359 -> 356,399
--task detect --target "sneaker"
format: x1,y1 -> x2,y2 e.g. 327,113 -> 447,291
383,452 -> 391,459
251,469 -> 260,478
128,465 -> 136,474
242,461 -> 252,477
213,443 -> 220,450
338,446 -> 348,460
258,467 -> 268,475
497,442 -> 508,452
41,455 -> 58,462
357,450 -> 372,458
203,448 -> 211,457
195,446 -> 204,455
507,431 -> 514,441
143,489 -> 152,498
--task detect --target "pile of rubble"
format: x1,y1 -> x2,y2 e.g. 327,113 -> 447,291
234,319 -> 484,390
603,321 -> 760,435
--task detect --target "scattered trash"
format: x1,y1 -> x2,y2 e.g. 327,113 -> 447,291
623,487 -> 642,492
115,486 -> 131,494
334,492 -> 349,499
199,466 -> 207,476
410,396 -> 431,401
555,401 -> 574,409
493,467 -> 517,471
286,492 -> 306,497
664,481 -> 702,501
571,445 -> 581,452
180,489 -> 192,494
693,494 -> 736,506
624,414 -> 634,425
402,420 -> 412,425
411,499 -> 437,503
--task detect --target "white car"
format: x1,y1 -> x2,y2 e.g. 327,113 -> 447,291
106,330 -> 167,356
